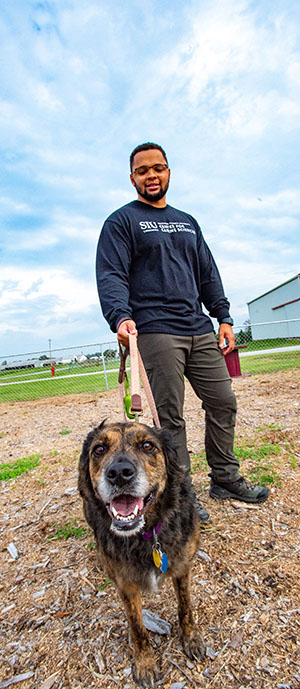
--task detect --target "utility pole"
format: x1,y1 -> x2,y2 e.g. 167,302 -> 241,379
49,339 -> 52,358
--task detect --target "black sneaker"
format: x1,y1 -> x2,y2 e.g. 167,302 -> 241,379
209,477 -> 269,504
195,497 -> 210,522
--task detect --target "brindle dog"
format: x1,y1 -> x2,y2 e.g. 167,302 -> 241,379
78,421 -> 205,687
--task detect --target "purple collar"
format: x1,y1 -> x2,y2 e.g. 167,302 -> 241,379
142,522 -> 162,541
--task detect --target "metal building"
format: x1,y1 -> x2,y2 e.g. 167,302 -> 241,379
247,274 -> 300,340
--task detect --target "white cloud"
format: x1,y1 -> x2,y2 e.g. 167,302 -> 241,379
0,266 -> 97,326
0,0 -> 300,352
0,196 -> 32,214
34,83 -> 64,112
10,232 -> 59,251
237,189 -> 300,214
126,0 -> 300,143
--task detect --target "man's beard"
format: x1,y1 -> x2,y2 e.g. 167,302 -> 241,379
134,179 -> 169,202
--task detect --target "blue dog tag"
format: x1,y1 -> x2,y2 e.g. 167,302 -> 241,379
160,552 -> 168,573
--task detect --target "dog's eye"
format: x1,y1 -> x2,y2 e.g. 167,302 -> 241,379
142,440 -> 154,452
94,444 -> 105,455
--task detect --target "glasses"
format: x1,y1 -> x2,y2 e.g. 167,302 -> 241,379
132,163 -> 169,177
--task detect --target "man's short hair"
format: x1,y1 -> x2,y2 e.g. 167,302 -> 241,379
130,142 -> 168,171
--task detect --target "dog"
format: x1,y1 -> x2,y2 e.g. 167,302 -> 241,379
78,421 -> 205,687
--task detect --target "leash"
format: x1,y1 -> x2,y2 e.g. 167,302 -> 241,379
118,334 -> 161,428
118,336 -> 167,570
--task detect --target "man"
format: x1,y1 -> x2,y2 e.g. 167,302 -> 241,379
96,142 -> 269,517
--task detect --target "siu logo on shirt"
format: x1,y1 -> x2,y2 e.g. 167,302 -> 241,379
139,221 -> 195,234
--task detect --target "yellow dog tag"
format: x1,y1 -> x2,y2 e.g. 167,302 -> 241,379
152,548 -> 162,569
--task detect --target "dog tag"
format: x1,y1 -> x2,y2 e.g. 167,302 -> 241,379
152,548 -> 162,569
160,552 -> 168,573
152,532 -> 168,573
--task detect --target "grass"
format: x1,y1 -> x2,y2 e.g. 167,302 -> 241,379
234,441 -> 282,486
256,422 -> 297,471
244,337 -> 300,352
0,361 -> 111,378
191,424 -> 296,487
190,452 -> 208,475
48,519 -> 88,540
87,540 -> 96,551
98,577 -> 112,591
240,350 -> 300,375
191,445 -> 283,486
0,343 -> 299,402
59,429 -> 71,435
0,454 -> 40,481
0,369 -> 118,402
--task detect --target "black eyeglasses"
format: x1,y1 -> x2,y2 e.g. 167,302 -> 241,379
132,163 -> 169,176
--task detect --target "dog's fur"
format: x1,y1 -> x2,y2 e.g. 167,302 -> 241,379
78,421 -> 205,687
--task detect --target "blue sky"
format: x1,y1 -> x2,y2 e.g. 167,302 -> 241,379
1,0 -> 300,357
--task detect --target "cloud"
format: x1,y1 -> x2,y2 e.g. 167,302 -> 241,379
237,189 -> 300,214
0,196 -> 32,214
0,266 -> 98,333
9,230 -> 59,251
0,0 -> 299,352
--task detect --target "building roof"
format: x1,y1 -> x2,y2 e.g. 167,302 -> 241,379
247,273 -> 300,305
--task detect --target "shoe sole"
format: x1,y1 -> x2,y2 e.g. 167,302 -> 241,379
209,487 -> 269,504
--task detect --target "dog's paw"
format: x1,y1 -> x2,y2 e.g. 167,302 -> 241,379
133,652 -> 158,688
182,632 -> 206,662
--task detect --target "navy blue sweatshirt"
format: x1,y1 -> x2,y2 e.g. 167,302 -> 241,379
96,200 -> 231,334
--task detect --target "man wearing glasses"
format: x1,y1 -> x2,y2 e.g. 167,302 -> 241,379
96,142 -> 269,516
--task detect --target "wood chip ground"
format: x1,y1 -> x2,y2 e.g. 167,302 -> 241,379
0,370 -> 299,689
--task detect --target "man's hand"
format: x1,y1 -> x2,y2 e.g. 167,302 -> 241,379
117,319 -> 138,347
218,323 -> 235,355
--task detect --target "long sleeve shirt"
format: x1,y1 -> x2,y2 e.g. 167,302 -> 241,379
96,200 -> 231,335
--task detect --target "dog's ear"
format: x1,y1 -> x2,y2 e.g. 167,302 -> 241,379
78,420 -> 106,498
158,427 -> 184,479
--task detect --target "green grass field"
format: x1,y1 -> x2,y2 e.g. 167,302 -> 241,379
0,368 -> 119,402
0,345 -> 299,402
240,350 -> 300,375
0,361 -> 112,380
237,337 -> 300,351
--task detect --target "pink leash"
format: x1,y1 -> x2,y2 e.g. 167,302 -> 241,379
118,334 -> 161,429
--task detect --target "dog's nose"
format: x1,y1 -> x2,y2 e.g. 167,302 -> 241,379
105,458 -> 136,486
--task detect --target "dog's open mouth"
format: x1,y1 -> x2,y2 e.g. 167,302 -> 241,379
107,491 -> 154,532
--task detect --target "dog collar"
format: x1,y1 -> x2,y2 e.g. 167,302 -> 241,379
141,522 -> 162,541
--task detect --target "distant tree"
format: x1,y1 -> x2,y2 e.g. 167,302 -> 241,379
39,354 -> 48,360
244,319 -> 253,342
2,360 -> 7,366
103,348 -> 117,359
235,319 -> 253,345
235,329 -> 247,344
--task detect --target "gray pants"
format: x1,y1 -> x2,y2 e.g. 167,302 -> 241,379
138,332 -> 240,482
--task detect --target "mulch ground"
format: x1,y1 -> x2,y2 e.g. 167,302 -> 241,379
0,370 -> 299,689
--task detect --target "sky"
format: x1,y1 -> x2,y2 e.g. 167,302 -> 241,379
1,0 -> 300,358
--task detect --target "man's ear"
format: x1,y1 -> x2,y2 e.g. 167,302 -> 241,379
130,173 -> 136,189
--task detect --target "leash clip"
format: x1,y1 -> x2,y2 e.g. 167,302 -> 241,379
130,393 -> 143,418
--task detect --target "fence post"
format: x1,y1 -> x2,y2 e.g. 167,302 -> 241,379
101,345 -> 109,390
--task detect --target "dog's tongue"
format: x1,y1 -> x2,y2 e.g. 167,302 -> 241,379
111,495 -> 143,517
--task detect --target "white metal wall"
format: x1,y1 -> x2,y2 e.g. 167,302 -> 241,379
248,275 -> 300,339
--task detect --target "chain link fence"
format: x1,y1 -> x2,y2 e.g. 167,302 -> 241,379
0,320 -> 299,402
